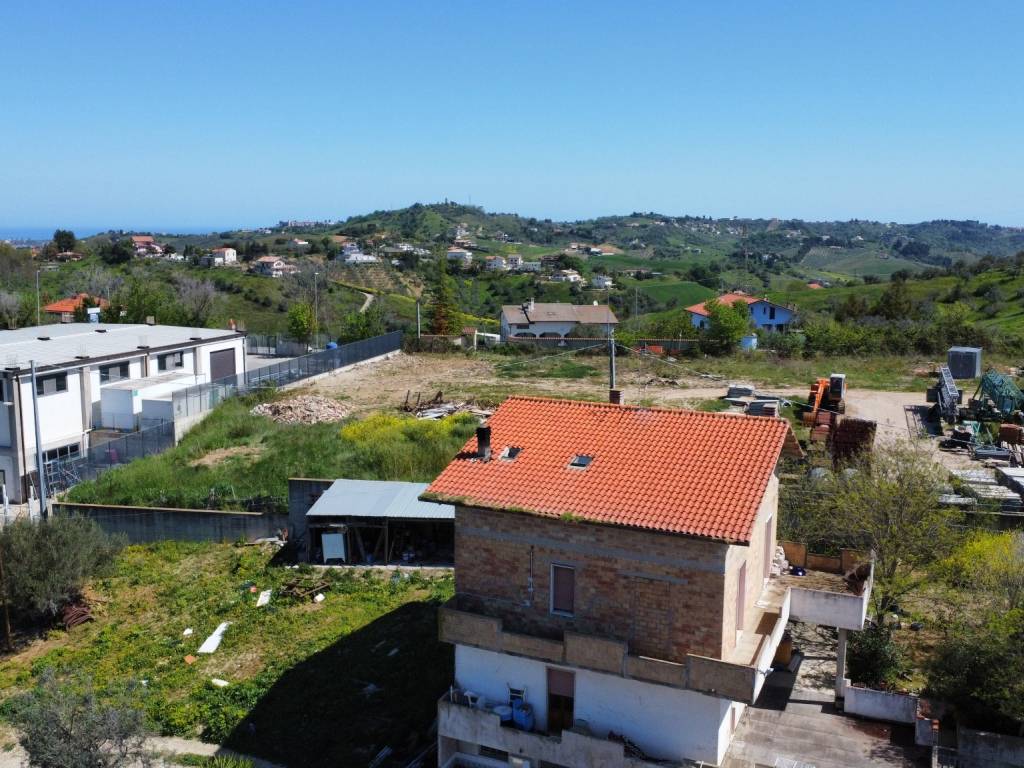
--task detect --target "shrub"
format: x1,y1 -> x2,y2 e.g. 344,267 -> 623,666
1,516 -> 121,621
848,624 -> 907,688
6,669 -> 152,768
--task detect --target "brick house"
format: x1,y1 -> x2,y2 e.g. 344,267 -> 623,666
422,397 -> 873,767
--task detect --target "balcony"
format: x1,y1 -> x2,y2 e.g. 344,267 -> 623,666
438,692 -> 683,768
439,553 -> 872,706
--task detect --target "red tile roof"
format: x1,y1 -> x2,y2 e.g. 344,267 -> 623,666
685,292 -> 760,317
43,293 -> 109,314
423,397 -> 800,543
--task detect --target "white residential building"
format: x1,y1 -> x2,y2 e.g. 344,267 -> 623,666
499,300 -> 618,339
506,254 -> 523,270
253,256 -> 290,277
485,256 -> 508,272
0,324 -> 245,503
550,269 -> 582,283
447,247 -> 474,268
591,274 -> 614,289
210,247 -> 237,264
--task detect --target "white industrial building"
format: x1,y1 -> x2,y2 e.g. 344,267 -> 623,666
0,323 -> 245,503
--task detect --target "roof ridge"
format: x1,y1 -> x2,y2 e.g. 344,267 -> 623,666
501,395 -> 789,423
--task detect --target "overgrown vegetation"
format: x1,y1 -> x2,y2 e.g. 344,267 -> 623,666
0,542 -> 454,767
5,670 -> 153,768
66,397 -> 477,510
0,516 -> 121,629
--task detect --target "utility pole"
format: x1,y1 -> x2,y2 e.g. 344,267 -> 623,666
35,270 -> 41,326
416,301 -> 422,339
29,361 -> 47,519
313,271 -> 320,345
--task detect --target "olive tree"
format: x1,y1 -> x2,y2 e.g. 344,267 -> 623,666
780,439 -> 961,616
10,670 -> 152,768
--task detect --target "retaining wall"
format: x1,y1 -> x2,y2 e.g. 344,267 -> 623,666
53,502 -> 285,544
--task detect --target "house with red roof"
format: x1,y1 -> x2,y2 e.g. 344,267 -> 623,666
425,396 -> 872,767
686,290 -> 795,332
43,293 -> 108,323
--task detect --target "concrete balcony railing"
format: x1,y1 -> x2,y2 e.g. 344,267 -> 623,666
440,555 -> 873,705
437,693 -> 676,768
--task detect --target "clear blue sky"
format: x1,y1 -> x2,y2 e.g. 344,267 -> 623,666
2,1 -> 1022,230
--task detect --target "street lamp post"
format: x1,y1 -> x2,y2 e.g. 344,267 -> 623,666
35,270 -> 41,325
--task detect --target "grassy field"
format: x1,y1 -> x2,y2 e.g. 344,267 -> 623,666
0,542 -> 453,768
799,246 -> 924,277
771,268 -> 1024,335
618,278 -> 716,308
66,395 -> 478,511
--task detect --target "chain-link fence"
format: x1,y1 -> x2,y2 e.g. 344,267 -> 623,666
173,331 -> 401,419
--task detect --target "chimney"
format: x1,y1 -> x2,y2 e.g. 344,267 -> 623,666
608,389 -> 622,405
476,425 -> 492,461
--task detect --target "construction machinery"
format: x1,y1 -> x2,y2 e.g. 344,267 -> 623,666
927,364 -> 962,424
968,370 -> 1024,423
807,373 -> 847,417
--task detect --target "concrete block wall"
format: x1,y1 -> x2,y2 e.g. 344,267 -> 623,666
454,505 -> 732,662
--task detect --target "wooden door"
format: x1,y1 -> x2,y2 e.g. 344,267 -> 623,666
546,668 -> 575,733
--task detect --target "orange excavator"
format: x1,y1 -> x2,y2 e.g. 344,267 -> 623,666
804,373 -> 847,440
808,373 -> 847,416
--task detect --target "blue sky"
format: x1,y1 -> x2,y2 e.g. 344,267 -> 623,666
1,1 -> 1022,230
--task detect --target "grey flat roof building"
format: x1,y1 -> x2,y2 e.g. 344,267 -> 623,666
0,323 -> 241,373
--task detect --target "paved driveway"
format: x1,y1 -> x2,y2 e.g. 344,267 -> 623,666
723,624 -> 929,768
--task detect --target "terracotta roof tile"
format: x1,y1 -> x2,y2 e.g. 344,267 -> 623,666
43,293 -> 109,314
423,397 -> 800,544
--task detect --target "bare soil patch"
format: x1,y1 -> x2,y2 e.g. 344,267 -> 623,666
190,445 -> 264,468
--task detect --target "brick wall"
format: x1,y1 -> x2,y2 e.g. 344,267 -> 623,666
454,505 -> 735,662
721,475 -> 778,657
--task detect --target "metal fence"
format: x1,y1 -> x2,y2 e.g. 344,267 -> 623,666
174,330 -> 402,419
246,332 -> 330,356
41,331 -> 401,496
44,419 -> 176,495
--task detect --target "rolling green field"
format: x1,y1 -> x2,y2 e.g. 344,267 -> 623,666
620,278 -> 716,308
799,246 -> 924,277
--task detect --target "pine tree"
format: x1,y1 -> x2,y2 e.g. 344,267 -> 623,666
428,256 -> 458,335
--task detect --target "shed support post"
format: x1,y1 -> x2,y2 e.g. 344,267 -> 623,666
835,628 -> 848,698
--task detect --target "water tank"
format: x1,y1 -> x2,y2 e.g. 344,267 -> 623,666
947,347 -> 982,379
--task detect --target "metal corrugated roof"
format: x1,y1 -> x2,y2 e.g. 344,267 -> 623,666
306,480 -> 454,520
0,323 -> 241,371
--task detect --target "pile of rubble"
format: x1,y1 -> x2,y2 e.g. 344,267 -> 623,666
250,395 -> 350,425
416,401 -> 493,420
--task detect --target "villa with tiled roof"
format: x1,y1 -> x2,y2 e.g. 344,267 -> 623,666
426,396 -> 873,768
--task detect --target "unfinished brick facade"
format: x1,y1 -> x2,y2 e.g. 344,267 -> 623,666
454,505 -> 737,662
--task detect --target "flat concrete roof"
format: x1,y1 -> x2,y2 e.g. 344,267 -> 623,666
307,480 -> 454,520
0,323 -> 242,372
102,372 -> 198,392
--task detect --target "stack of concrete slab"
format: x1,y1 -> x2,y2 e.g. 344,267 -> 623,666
996,467 -> 1024,495
952,468 -> 1023,514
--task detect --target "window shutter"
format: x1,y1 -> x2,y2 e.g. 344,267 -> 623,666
552,565 -> 575,614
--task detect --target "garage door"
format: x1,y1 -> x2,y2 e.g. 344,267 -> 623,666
209,349 -> 237,381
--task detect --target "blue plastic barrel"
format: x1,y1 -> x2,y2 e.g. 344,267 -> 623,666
326,341 -> 339,350
512,701 -> 534,731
